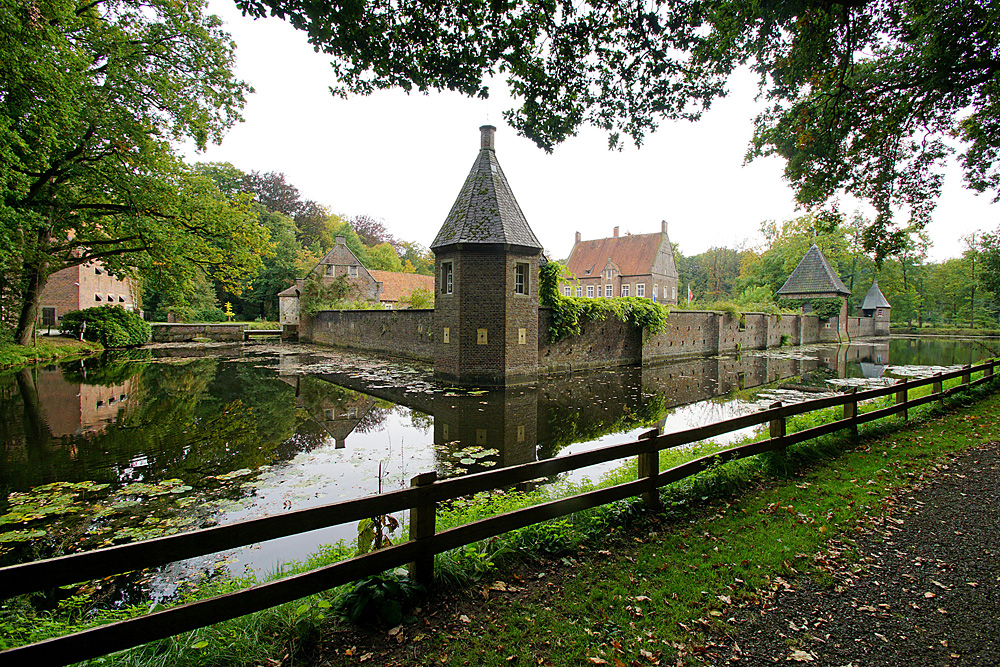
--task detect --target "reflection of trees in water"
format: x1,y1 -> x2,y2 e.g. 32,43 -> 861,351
1,359 -> 303,489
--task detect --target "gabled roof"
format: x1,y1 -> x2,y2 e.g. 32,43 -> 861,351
277,280 -> 302,297
565,232 -> 672,278
431,126 -> 542,250
777,244 -> 852,297
860,279 -> 891,309
369,270 -> 434,302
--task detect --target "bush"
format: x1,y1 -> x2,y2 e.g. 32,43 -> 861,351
59,306 -> 150,348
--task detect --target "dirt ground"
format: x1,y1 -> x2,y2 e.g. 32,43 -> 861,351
694,440 -> 1000,666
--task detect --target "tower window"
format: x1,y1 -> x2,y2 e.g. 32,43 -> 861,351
441,261 -> 454,294
514,263 -> 528,295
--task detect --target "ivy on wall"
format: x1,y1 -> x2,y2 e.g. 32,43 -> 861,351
777,297 -> 844,320
539,262 -> 672,342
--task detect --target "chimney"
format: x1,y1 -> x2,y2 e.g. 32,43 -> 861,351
335,235 -> 346,245
661,220 -> 668,234
575,231 -> 581,244
480,124 -> 496,150
613,226 -> 619,238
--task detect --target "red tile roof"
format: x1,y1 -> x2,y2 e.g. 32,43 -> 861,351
369,270 -> 434,303
565,232 -> 665,278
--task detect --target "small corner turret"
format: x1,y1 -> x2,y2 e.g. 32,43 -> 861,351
431,126 -> 543,387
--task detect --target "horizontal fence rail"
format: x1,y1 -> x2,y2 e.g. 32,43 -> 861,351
1,359 -> 995,665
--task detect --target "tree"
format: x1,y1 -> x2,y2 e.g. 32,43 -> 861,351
366,242 -> 404,272
235,0 -> 1000,260
350,215 -> 398,250
2,0 -> 263,344
241,170 -> 303,217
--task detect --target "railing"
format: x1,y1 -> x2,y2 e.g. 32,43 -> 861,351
1,359 -> 995,664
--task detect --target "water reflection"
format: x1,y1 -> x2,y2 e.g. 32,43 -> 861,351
0,337 -> 992,580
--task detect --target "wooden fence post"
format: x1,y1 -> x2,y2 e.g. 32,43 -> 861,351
408,471 -> 437,587
844,387 -> 858,436
768,401 -> 785,449
895,380 -> 908,421
962,364 -> 972,386
638,429 -> 661,510
933,372 -> 943,405
987,360 -> 995,378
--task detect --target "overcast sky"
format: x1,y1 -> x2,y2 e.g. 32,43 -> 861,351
187,2 -> 997,263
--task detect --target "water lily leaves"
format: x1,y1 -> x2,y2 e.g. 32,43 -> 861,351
0,529 -> 48,543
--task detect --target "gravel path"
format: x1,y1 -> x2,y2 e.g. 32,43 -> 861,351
698,441 -> 1000,667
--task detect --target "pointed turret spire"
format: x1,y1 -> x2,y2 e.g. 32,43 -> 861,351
431,126 -> 542,250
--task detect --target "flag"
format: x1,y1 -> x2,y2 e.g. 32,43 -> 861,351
687,284 -> 693,303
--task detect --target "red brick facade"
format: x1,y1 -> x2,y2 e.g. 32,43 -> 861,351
36,262 -> 138,328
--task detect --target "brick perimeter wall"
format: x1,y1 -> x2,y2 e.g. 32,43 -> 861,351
305,309 -> 435,362
299,306 -> 873,377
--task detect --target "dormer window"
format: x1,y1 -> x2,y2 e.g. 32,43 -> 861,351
349,265 -> 358,277
604,269 -> 614,280
95,294 -> 101,301
95,267 -> 102,275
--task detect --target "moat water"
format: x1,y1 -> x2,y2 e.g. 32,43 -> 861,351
0,336 -> 994,596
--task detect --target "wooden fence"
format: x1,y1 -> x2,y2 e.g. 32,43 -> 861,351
1,360 -> 995,665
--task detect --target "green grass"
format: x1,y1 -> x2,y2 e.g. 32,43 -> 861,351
0,336 -> 102,370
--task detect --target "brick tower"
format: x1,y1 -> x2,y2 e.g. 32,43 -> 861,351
431,126 -> 544,386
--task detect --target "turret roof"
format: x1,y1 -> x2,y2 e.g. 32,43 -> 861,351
860,279 -> 891,309
777,244 -> 852,297
431,126 -> 542,250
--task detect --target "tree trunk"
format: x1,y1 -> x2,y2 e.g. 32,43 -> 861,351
15,253 -> 50,346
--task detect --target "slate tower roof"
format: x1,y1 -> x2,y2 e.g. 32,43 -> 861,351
860,279 -> 891,310
431,126 -> 543,251
777,244 -> 852,297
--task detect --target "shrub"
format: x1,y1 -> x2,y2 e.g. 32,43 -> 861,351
59,306 -> 150,348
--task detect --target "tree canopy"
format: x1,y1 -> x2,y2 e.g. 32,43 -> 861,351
234,0 -> 1000,260
1,0 -> 263,343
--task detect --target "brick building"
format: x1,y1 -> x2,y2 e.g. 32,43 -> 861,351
36,262 -> 139,330
431,125 -> 544,387
563,222 -> 679,303
278,236 -> 433,325
777,244 -> 852,341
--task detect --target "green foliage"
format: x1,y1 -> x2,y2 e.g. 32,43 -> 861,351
300,274 -> 359,315
778,297 -> 843,320
400,287 -> 434,309
332,570 -> 423,626
366,242 -> 403,272
1,0 -> 260,344
59,306 -> 150,348
540,260 -> 671,342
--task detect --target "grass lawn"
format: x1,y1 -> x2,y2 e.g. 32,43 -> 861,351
0,336 -> 102,370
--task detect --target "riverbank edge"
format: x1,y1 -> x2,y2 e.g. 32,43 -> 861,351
0,337 -> 103,371
890,326 -> 1000,337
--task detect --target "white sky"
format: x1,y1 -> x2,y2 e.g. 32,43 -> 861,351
188,2 -> 997,263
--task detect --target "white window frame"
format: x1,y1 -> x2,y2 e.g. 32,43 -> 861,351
348,265 -> 358,277
514,263 -> 528,295
576,286 -> 582,297
563,286 -> 572,296
636,283 -> 645,297
621,284 -> 630,297
596,285 -> 602,298
606,283 -> 612,297
587,285 -> 594,298
442,261 -> 454,295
